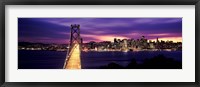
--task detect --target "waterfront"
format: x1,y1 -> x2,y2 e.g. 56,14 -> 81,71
18,50 -> 182,69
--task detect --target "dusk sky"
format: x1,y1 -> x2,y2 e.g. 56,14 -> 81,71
18,18 -> 182,44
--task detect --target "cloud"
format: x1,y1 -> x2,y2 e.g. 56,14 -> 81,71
147,33 -> 171,36
81,34 -> 128,43
132,18 -> 182,24
18,18 -> 182,44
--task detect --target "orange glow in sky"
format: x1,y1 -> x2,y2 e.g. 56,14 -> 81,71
82,34 -> 129,43
81,34 -> 182,43
97,35 -> 129,42
150,37 -> 182,42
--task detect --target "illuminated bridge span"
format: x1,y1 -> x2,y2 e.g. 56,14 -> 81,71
63,24 -> 82,69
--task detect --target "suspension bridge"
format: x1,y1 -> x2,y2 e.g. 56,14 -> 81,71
63,24 -> 82,69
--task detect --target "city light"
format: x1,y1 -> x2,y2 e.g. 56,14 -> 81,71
18,36 -> 182,52
18,18 -> 183,69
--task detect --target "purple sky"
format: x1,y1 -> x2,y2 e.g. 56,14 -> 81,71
18,18 -> 182,44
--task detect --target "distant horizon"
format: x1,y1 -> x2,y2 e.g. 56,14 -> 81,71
18,36 -> 182,45
18,18 -> 182,44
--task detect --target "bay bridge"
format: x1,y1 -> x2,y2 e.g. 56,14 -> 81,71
63,24 -> 82,69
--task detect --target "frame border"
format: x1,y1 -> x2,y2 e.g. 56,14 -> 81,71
0,0 -> 200,87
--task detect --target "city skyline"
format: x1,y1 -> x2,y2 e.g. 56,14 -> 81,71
18,35 -> 181,45
18,18 -> 182,44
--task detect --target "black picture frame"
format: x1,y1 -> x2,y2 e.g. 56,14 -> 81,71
0,0 -> 200,87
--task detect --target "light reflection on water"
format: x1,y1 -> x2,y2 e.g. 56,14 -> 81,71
18,50 -> 182,69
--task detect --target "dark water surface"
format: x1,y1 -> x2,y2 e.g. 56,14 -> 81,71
18,50 -> 182,69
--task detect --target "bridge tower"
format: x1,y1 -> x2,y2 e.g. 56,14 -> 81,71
63,24 -> 82,69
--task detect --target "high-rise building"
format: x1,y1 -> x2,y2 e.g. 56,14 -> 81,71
122,39 -> 128,52
114,38 -> 118,43
156,37 -> 159,43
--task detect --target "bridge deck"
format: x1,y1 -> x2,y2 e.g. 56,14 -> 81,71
64,44 -> 81,69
